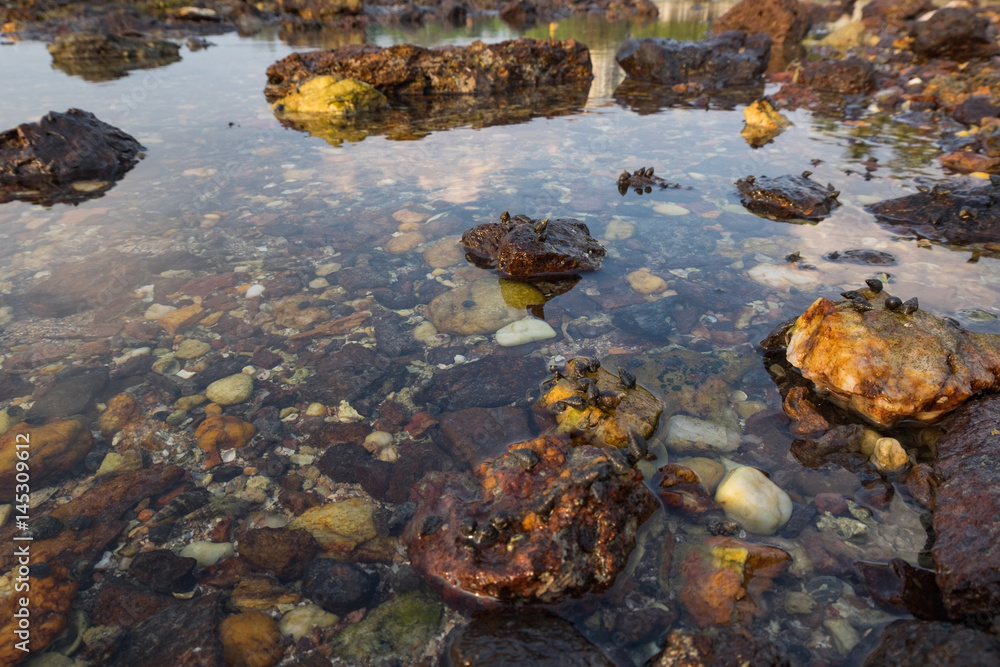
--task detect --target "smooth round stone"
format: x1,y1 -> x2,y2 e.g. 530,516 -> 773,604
308,278 -> 329,289
151,355 -> 180,376
663,414 -> 741,454
144,303 -> 177,320
746,263 -> 820,291
364,431 -> 393,449
626,268 -> 668,295
872,437 -> 909,474
205,373 -> 254,406
714,466 -> 793,536
175,339 -> 211,360
179,540 -> 234,568
653,202 -> 691,216
427,278 -> 522,335
495,318 -> 557,347
422,237 -> 465,268
385,231 -> 426,254
604,219 -> 634,240
412,321 -> 438,343
280,604 -> 339,640
245,284 -> 265,298
301,559 -> 378,614
314,262 -> 341,277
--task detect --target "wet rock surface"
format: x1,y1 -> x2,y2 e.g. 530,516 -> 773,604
648,628 -> 790,667
446,610 -> 614,666
0,108 -> 144,205
866,180 -> 1000,245
615,31 -> 770,87
735,172 -> 841,222
932,393 -> 1000,619
776,288 -> 1000,427
403,435 -> 657,604
264,38 -> 593,100
461,212 -> 606,277
854,619 -> 1000,666
909,7 -> 999,61
712,0 -> 811,45
109,592 -> 224,667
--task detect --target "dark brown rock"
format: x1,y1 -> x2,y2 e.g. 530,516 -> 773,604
712,0 -> 811,45
822,248 -> 896,266
447,611 -> 614,666
855,558 -> 947,621
23,250 -> 147,317
264,39 -> 592,100
93,580 -> 175,628
422,354 -> 545,412
736,173 -> 841,222
301,558 -> 378,614
300,343 -> 407,416
782,385 -> 829,438
403,435 -> 657,605
800,57 -> 875,94
909,7 -> 999,61
867,180 -> 1000,245
932,393 -> 1000,619
800,527 -> 863,576
648,628 -> 790,667
905,462 -> 936,509
615,31 -> 770,87
657,464 -> 719,516
129,549 -> 198,594
437,406 -> 535,468
862,0 -> 934,29
26,368 -> 108,419
0,109 -> 145,205
854,619 -> 1000,667
110,592 -> 224,667
277,0 -> 362,20
461,214 -> 605,277
952,95 -> 1000,126
237,527 -> 319,580
316,443 -> 392,500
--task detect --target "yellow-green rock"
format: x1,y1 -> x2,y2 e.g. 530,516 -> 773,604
331,590 -> 443,663
498,279 -> 546,309
278,76 -> 388,116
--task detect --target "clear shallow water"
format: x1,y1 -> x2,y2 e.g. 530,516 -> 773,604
2,2 -> 1000,664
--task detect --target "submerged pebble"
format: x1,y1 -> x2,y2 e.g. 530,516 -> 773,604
714,466 -> 792,535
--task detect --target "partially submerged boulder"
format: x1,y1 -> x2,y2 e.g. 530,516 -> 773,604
615,31 -> 770,87
47,33 -> 181,81
264,38 -> 593,100
780,286 -> 1000,427
402,435 -> 657,605
865,180 -> 1000,245
0,109 -> 144,206
735,172 -> 840,222
461,211 -> 606,277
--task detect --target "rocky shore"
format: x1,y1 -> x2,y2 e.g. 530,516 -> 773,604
4,0 -> 1000,665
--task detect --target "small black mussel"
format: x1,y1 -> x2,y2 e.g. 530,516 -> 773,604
901,297 -> 919,315
841,290 -> 861,300
418,514 -> 445,538
884,296 -> 903,311
865,277 -> 883,293
851,296 -> 874,312
618,367 -> 636,390
510,447 -> 540,470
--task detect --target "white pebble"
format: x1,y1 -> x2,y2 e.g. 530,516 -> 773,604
715,466 -> 792,536
495,318 -> 557,347
663,414 -> 741,453
245,284 -> 265,298
180,541 -> 234,568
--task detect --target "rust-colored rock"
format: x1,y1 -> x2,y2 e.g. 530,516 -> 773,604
657,464 -> 719,516
648,628 -> 790,667
735,172 -> 841,222
0,108 -> 144,206
861,620 -> 1000,667
461,213 -> 605,277
783,291 -> 1000,427
98,391 -> 142,435
196,415 -> 256,469
219,611 -> 284,667
932,393 -> 1000,619
93,580 -> 174,628
800,57 -> 875,94
237,527 -> 318,580
782,385 -> 829,438
403,435 -> 657,605
111,591 -> 224,666
0,419 -> 92,495
0,563 -> 78,665
712,0 -> 812,44
676,536 -> 791,627
939,151 -> 1000,174
855,558 -> 947,621
264,39 -> 593,100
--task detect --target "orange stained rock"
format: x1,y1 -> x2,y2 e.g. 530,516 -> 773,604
195,415 -> 255,469
0,419 -> 92,495
786,294 -> 1000,427
0,563 -> 78,664
158,303 -> 205,334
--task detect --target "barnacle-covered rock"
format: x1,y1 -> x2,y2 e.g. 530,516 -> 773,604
534,358 -> 663,450
865,179 -> 1000,246
615,166 -> 685,196
402,435 -> 657,605
461,213 -> 605,277
735,172 -> 840,222
777,289 -> 1000,427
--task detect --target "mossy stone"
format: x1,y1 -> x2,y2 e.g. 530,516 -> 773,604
331,590 -> 443,663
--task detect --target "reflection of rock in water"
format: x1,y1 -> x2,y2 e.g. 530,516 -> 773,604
613,78 -> 764,112
47,33 -> 181,82
273,84 -> 590,145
